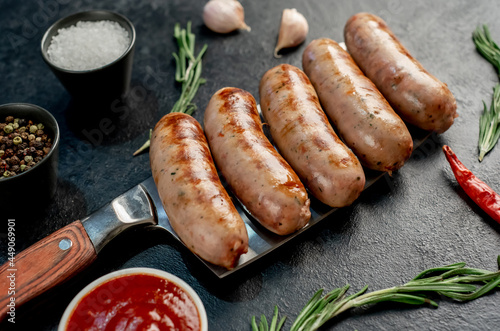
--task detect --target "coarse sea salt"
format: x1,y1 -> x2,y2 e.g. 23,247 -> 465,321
47,20 -> 130,71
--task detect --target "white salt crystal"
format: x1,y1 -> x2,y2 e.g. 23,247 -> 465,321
47,20 -> 130,71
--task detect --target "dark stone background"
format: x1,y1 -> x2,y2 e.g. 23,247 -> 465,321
1,0 -> 500,330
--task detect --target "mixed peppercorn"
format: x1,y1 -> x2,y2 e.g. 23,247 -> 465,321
0,115 -> 53,178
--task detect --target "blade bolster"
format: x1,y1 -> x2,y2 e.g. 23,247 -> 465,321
82,185 -> 156,253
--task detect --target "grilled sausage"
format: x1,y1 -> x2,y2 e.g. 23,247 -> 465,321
344,12 -> 458,133
150,112 -> 248,269
302,38 -> 413,172
259,64 -> 366,207
204,87 -> 311,235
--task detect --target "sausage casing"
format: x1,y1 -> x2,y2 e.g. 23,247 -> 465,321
344,12 -> 458,133
259,64 -> 366,207
150,112 -> 248,269
204,87 -> 311,235
302,38 -> 413,172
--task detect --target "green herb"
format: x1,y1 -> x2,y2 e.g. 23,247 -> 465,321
472,25 -> 500,161
473,25 -> 500,72
251,256 -> 500,331
252,306 -> 287,331
133,21 -> 207,156
132,129 -> 152,156
478,84 -> 500,161
171,22 -> 208,114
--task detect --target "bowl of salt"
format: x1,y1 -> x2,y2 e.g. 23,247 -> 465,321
41,10 -> 136,104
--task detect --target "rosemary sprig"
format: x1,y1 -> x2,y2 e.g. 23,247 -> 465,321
472,25 -> 500,161
252,256 -> 500,331
170,21 -> 208,115
133,21 -> 207,156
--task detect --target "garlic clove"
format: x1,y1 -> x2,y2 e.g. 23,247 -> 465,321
203,0 -> 251,34
274,8 -> 309,58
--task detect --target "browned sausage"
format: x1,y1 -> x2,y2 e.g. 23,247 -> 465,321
259,64 -> 366,207
344,12 -> 458,133
204,87 -> 311,235
302,38 -> 413,172
150,112 -> 248,269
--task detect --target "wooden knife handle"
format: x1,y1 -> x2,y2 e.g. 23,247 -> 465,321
0,220 -> 97,321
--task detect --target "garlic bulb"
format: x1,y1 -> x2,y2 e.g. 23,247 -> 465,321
203,0 -> 251,34
274,8 -> 308,58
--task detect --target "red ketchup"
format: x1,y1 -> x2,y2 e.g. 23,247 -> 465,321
66,274 -> 201,331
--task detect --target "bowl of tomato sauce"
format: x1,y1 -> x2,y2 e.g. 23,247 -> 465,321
59,268 -> 208,331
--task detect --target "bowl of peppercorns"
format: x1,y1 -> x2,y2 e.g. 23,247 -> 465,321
0,103 -> 60,209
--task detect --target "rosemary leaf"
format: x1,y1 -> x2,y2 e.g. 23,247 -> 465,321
354,292 -> 438,307
251,316 -> 259,331
398,283 -> 477,293
412,262 -> 465,280
270,306 -> 279,331
260,314 -> 269,331
439,267 -> 498,280
277,316 -> 287,331
268,306 -> 287,331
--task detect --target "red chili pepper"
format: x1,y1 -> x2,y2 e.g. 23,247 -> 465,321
443,145 -> 500,224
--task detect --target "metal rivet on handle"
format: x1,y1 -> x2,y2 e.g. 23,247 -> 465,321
59,238 -> 72,250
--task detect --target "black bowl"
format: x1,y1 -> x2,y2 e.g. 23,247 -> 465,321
0,103 -> 60,209
40,10 -> 136,104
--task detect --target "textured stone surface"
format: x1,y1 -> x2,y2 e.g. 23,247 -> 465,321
1,0 -> 500,330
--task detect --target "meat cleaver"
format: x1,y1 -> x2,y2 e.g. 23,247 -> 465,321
0,174 -> 346,319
